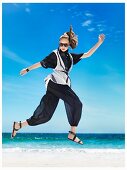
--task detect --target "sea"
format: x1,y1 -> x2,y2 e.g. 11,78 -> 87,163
2,133 -> 125,152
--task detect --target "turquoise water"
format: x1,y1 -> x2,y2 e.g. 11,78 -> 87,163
2,133 -> 125,149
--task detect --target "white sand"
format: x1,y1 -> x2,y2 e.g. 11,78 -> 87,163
2,148 -> 125,167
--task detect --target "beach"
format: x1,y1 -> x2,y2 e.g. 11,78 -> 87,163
2,148 -> 125,167
2,133 -> 125,167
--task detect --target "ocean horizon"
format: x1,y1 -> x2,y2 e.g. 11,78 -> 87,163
2,133 -> 125,151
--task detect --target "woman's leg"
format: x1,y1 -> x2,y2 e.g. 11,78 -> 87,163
47,81 -> 83,144
26,90 -> 59,126
64,99 -> 83,144
64,100 -> 82,127
11,90 -> 59,138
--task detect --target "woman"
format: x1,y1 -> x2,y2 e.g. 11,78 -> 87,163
11,26 -> 105,144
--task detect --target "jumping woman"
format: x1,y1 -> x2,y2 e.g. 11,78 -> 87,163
11,26 -> 105,144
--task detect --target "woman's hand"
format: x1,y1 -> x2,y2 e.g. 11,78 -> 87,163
20,68 -> 28,76
98,34 -> 105,44
81,34 -> 106,59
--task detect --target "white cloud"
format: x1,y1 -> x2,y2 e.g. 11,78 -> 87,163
67,5 -> 78,12
82,20 -> 92,27
98,28 -> 104,32
3,47 -> 32,66
96,25 -> 106,32
13,4 -> 31,14
73,11 -> 82,17
85,12 -> 93,17
87,28 -> 95,32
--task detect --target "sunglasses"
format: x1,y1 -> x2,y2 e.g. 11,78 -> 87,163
59,43 -> 69,47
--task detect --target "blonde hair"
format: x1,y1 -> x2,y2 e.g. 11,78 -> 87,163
59,26 -> 78,49
59,33 -> 69,41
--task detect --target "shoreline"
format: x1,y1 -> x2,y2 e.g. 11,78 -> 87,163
2,148 -> 125,167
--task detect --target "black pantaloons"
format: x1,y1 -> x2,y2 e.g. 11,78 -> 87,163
27,80 -> 82,126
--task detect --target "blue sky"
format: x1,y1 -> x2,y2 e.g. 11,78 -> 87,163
2,3 -> 125,133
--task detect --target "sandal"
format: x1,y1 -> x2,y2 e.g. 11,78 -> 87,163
11,121 -> 22,138
68,131 -> 83,145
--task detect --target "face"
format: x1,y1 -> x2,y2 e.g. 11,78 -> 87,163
59,38 -> 69,52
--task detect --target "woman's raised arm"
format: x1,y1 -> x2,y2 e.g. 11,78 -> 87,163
81,34 -> 105,59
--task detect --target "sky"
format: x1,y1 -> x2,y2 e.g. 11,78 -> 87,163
2,3 -> 125,133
